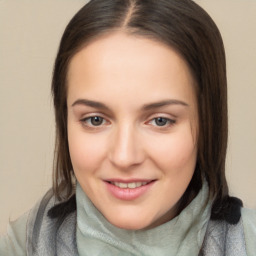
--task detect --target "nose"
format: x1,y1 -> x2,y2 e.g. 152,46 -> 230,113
108,124 -> 145,170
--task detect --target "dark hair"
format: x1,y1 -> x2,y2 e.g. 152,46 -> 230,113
51,0 -> 242,222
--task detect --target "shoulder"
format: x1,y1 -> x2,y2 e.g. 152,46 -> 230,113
241,207 -> 256,255
0,211 -> 28,256
0,189 -> 55,256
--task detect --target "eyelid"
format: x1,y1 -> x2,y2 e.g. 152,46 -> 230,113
145,112 -> 176,121
148,117 -> 175,125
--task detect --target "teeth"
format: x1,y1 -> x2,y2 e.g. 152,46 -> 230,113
111,181 -> 149,189
128,183 -> 136,188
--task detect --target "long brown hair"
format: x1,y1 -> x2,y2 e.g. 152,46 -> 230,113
52,0 -> 235,220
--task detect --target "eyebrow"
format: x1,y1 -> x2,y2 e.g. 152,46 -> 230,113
142,99 -> 189,111
71,98 -> 189,110
71,99 -> 110,110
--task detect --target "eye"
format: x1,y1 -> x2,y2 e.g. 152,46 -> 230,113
149,117 -> 176,127
81,116 -> 106,127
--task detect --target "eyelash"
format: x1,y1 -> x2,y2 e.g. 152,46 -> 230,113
147,117 -> 176,128
80,116 -> 108,128
79,115 -> 176,129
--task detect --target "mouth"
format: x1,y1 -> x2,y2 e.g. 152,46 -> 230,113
104,179 -> 156,200
107,181 -> 152,189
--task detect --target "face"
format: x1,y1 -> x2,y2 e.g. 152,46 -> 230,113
67,32 -> 198,230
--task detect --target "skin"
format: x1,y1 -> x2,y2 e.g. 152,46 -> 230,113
67,32 -> 199,230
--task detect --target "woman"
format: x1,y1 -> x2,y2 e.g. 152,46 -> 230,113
1,0 -> 255,255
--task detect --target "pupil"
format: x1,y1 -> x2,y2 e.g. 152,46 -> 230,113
156,117 -> 167,126
91,116 -> 103,126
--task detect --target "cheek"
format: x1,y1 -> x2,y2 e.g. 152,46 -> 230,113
68,126 -> 107,173
147,128 -> 197,172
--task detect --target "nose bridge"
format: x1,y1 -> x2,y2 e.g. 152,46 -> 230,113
109,121 -> 143,169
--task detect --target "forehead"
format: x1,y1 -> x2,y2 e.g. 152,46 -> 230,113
67,32 -> 197,107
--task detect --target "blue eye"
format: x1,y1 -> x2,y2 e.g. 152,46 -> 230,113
150,117 -> 175,127
154,117 -> 168,126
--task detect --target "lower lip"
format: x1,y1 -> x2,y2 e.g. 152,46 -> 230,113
105,181 -> 155,201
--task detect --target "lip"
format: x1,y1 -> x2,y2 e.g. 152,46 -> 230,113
104,179 -> 156,201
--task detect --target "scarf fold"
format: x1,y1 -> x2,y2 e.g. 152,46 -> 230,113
76,182 -> 211,256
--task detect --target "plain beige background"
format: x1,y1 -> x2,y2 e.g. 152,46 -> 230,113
0,0 -> 255,234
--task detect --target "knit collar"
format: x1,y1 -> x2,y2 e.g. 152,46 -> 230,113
76,182 -> 211,256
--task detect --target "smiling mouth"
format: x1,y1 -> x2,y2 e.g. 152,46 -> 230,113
105,180 -> 156,200
107,181 -> 154,189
